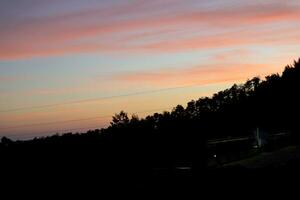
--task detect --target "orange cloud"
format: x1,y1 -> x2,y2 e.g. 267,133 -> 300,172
114,63 -> 276,88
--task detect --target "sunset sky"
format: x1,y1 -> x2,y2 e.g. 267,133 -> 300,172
1,0 -> 300,139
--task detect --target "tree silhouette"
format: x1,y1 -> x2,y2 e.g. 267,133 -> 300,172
110,110 -> 130,127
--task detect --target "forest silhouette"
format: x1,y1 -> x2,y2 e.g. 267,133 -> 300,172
1,58 -> 300,187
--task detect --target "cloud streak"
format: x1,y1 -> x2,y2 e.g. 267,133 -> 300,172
1,1 -> 300,59
113,62 -> 275,88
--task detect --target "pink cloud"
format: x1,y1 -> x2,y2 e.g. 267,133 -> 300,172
0,75 -> 30,82
214,49 -> 251,61
1,2 -> 300,59
138,25 -> 300,53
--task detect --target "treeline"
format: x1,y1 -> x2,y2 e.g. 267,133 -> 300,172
0,58 -> 300,177
99,58 -> 299,140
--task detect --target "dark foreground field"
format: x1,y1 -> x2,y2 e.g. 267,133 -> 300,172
2,144 -> 300,193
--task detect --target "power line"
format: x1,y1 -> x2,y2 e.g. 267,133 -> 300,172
3,125 -> 104,139
0,116 -> 111,130
0,108 -> 173,139
0,107 -> 172,130
0,82 -> 223,113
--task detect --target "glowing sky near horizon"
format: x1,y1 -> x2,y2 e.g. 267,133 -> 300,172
1,0 -> 300,139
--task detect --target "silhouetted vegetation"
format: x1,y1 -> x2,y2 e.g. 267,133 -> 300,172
1,59 -> 300,184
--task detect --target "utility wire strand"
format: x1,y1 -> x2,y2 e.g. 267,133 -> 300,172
1,116 -> 112,130
0,107 -> 172,130
4,126 -> 105,139
0,82 -> 211,113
